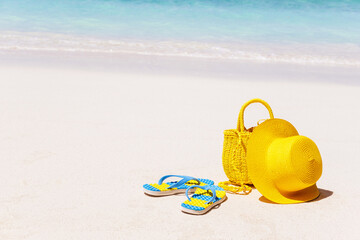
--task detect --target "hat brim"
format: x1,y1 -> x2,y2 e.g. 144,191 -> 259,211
247,119 -> 320,204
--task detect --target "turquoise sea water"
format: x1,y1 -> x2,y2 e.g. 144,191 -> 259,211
1,0 -> 360,65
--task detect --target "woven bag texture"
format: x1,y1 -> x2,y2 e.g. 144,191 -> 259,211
219,99 -> 274,194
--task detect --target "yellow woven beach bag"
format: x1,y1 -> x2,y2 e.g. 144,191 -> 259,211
219,99 -> 274,194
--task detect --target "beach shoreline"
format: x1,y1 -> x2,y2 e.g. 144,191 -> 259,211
2,31 -> 360,67
2,47 -> 360,86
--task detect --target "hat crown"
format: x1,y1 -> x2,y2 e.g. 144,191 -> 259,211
268,136 -> 322,192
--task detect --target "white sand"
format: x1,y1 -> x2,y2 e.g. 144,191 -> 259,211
0,52 -> 359,239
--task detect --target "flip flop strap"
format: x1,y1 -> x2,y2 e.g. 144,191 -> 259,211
158,175 -> 200,189
185,185 -> 217,204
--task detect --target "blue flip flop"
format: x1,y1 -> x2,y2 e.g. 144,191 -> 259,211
181,184 -> 227,215
143,175 -> 214,196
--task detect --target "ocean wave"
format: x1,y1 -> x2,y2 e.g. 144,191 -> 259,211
1,31 -> 360,67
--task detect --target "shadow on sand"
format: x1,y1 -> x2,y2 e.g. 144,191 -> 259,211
258,188 -> 333,204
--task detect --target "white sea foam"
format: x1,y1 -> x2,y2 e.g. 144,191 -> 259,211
1,31 -> 360,67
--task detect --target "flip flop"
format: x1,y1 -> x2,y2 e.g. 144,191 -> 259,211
181,184 -> 227,215
143,175 -> 214,196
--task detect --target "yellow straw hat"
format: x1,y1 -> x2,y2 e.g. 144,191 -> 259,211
247,118 -> 322,204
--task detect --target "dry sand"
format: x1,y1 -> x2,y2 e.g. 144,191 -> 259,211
0,52 -> 359,239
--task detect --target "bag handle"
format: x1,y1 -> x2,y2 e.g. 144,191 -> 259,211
237,98 -> 274,132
